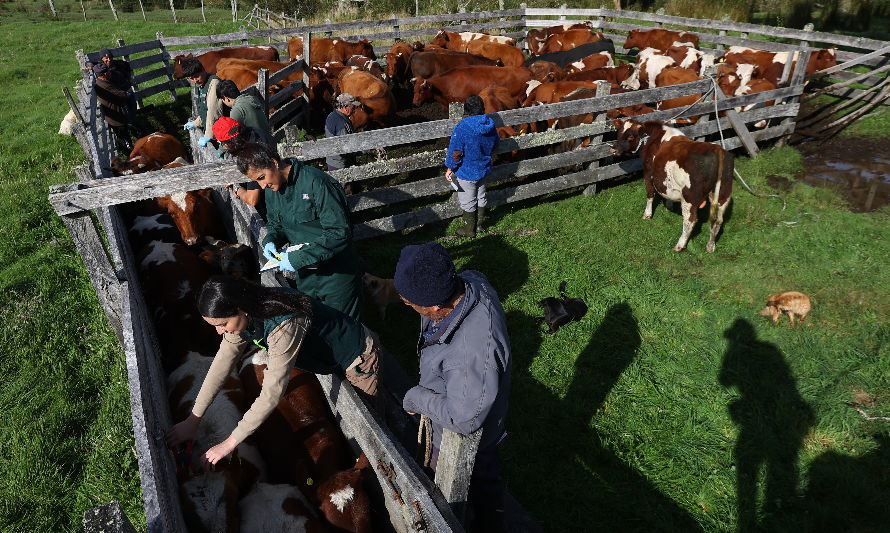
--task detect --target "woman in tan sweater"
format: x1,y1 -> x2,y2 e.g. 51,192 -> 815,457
166,275 -> 380,469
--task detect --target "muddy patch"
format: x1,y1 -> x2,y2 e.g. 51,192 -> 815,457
796,137 -> 890,212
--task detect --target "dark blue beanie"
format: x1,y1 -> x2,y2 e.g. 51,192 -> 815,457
394,242 -> 458,307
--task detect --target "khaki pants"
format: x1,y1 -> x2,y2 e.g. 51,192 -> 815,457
345,327 -> 381,397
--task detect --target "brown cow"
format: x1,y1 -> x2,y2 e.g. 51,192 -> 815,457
413,66 -> 533,107
172,46 -> 279,78
345,54 -> 386,81
611,120 -> 733,252
111,132 -> 188,175
622,28 -> 700,52
465,39 -> 525,68
151,189 -> 227,246
430,29 -> 517,51
527,22 -> 593,55
654,66 -> 703,125
479,85 -> 523,140
287,37 -> 376,63
408,51 -> 497,80
528,60 -> 565,82
337,69 -> 395,129
565,64 -> 635,86
215,58 -> 301,90
384,40 -> 415,84
537,29 -> 605,55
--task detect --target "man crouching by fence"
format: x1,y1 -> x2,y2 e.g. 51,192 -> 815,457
394,241 -> 511,532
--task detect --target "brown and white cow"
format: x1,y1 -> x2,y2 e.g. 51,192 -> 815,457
721,46 -> 837,86
611,120 -> 733,252
622,28 -> 700,52
621,47 -> 677,90
151,189 -> 228,246
172,46 -> 280,77
565,64 -> 636,87
345,54 -> 386,81
239,482 -> 326,532
562,51 -> 615,75
537,28 -> 605,55
654,66 -> 703,125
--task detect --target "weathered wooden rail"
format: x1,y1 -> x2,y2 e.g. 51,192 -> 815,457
57,7 -> 890,532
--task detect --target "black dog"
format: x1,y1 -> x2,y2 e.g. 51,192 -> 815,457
538,281 -> 588,333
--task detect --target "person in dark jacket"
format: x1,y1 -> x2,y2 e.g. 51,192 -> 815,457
445,94 -> 499,237
181,57 -> 221,148
99,48 -> 137,124
324,93 -> 361,172
93,62 -> 132,153
394,242 -> 512,531
166,275 -> 381,468
235,143 -> 363,321
216,80 -> 276,150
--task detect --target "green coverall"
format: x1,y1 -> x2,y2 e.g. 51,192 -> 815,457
262,158 -> 362,321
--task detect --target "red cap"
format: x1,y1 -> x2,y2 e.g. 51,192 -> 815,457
212,116 -> 241,141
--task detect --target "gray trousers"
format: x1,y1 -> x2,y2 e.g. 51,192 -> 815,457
455,177 -> 488,212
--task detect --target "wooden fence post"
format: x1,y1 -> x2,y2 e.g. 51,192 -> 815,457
459,6 -> 467,29
136,0 -> 146,21
325,19 -> 333,38
559,3 -> 566,20
434,428 -> 483,524
302,31 -> 311,103
392,13 -> 399,40
79,0 -> 86,20
240,25 -> 249,45
84,502 -> 137,533
168,0 -> 177,22
48,0 -> 57,17
231,0 -> 237,22
257,68 -> 269,116
116,39 -> 144,110
155,32 -> 179,101
584,80 -> 611,195
108,0 -> 119,20
201,0 -> 206,22
777,27 -> 814,146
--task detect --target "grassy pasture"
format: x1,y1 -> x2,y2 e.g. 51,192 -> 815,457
0,18 -> 888,533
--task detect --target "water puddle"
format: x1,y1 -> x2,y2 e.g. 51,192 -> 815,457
788,137 -> 890,212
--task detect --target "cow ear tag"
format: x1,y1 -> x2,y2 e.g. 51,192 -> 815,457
306,477 -> 314,486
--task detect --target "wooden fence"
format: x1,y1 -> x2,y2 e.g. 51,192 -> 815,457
54,7 -> 890,532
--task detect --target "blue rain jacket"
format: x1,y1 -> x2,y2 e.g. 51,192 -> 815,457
445,114 -> 498,182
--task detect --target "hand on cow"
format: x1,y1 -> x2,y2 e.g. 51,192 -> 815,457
166,413 -> 200,448
201,436 -> 238,470
183,120 -> 195,131
277,252 -> 296,272
197,137 -> 212,147
262,242 -> 279,261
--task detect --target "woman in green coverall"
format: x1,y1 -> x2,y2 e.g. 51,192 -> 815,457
235,143 -> 363,321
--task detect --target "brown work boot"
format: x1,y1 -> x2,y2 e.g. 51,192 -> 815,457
455,210 -> 477,237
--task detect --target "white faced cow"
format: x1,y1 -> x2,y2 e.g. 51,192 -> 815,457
611,120 -> 733,252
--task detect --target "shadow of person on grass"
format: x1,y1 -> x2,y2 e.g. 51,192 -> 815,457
719,319 -> 815,532
505,302 -> 703,532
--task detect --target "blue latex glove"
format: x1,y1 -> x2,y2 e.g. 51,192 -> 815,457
262,242 -> 279,262
278,252 -> 295,272
183,121 -> 195,131
217,151 -> 225,159
198,137 -> 211,147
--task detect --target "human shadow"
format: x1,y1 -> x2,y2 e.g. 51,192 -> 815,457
505,302 -> 704,531
719,319 -> 815,532
800,434 -> 890,532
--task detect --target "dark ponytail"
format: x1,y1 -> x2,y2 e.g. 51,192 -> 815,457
198,275 -> 313,320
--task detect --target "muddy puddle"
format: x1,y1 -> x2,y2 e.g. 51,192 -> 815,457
773,137 -> 890,212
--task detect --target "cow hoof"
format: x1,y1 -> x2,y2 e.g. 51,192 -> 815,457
642,214 -> 652,220
672,245 -> 685,252
706,243 -> 716,253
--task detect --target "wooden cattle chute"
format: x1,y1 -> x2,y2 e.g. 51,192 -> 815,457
57,7 -> 890,533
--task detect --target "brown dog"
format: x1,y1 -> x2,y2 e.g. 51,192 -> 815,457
759,291 -> 811,327
362,273 -> 400,319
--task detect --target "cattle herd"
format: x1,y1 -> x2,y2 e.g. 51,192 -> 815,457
91,22 -> 842,531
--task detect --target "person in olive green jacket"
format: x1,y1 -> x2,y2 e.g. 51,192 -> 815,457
165,275 -> 381,468
216,79 -> 277,150
235,143 -> 363,321
181,57 -> 222,148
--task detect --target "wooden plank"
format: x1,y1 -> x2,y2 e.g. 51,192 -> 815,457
353,121 -> 795,240
129,51 -> 169,70
824,85 -> 890,105
85,40 -> 162,62
316,373 -> 465,533
435,429 -> 482,523
133,66 -> 171,85
59,210 -> 124,343
135,81 -> 187,101
267,81 -> 304,110
267,58 -> 305,85
83,502 -> 138,533
714,88 -> 759,156
155,32 -> 180,102
160,30 -> 251,46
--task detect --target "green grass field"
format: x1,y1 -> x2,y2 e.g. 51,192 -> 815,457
0,18 -> 888,533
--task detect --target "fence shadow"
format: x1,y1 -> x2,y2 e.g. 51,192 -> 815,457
504,302 -> 703,532
719,318 -> 815,532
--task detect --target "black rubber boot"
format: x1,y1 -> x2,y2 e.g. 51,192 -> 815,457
455,210 -> 477,237
476,207 -> 486,234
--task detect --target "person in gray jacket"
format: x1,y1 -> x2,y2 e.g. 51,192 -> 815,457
394,241 -> 511,532
324,93 -> 361,172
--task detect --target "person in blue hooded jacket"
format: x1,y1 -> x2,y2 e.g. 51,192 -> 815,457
445,94 -> 499,237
